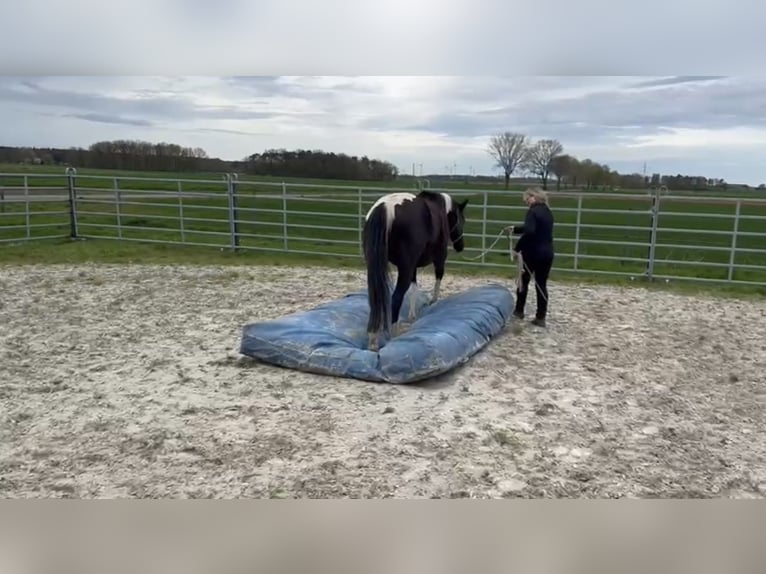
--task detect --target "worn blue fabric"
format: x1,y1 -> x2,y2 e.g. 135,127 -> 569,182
239,283 -> 514,384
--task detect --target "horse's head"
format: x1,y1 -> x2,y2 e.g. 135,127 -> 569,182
448,197 -> 468,252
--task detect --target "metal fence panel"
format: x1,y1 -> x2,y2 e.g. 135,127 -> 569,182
0,172 -> 72,243
0,171 -> 764,288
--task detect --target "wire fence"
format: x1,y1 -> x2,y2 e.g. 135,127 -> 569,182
1,169 -> 765,288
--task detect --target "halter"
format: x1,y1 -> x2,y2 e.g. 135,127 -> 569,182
447,211 -> 464,244
449,221 -> 462,239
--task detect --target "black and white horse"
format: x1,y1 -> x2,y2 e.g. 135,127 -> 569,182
362,190 -> 468,351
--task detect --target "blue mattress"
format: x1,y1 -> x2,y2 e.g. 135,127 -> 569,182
239,283 -> 514,384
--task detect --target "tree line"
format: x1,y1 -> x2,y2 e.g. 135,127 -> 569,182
486,131 -> 736,191
0,141 -> 230,172
0,137 -> 752,191
0,141 -> 399,181
234,148 -> 398,181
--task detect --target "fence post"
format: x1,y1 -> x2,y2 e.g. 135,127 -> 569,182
727,200 -> 741,282
114,177 -> 122,240
227,172 -> 240,252
281,182 -> 288,251
645,187 -> 661,280
480,191 -> 488,263
573,195 -> 582,271
177,179 -> 185,244
65,167 -> 78,238
24,175 -> 30,239
357,188 -> 363,256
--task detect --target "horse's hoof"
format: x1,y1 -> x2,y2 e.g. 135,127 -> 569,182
392,323 -> 409,337
392,322 -> 412,338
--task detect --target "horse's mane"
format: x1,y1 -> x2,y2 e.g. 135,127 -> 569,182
416,190 -> 451,238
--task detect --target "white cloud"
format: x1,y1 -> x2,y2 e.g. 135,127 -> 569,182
0,75 -> 765,184
626,126 -> 766,149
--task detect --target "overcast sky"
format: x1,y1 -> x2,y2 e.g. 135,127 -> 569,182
1,75 -> 765,185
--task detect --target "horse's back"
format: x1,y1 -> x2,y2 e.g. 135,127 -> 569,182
365,192 -> 417,222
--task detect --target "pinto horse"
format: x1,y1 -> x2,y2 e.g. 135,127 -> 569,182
362,190 -> 468,351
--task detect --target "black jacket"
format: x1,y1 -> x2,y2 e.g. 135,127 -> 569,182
512,202 -> 554,257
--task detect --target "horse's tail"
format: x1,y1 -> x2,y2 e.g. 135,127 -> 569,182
363,203 -> 390,334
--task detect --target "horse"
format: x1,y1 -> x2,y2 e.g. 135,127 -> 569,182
362,190 -> 468,351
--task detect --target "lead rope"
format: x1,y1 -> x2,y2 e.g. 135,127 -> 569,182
457,228 -> 507,261
452,228 -> 549,304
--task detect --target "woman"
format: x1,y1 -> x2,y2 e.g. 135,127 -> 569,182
504,187 -> 555,327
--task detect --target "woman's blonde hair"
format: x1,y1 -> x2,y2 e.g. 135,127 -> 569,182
524,186 -> 549,205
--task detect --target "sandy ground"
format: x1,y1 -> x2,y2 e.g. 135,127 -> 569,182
0,263 -> 764,499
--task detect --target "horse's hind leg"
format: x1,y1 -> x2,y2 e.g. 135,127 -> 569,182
391,268 -> 412,337
368,332 -> 380,352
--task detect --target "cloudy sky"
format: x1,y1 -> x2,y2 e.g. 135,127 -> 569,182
1,75 -> 765,185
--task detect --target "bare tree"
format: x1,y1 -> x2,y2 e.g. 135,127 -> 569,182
487,132 -> 528,189
522,139 -> 564,190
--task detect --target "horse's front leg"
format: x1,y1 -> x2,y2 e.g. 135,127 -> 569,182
407,267 -> 419,322
431,255 -> 446,304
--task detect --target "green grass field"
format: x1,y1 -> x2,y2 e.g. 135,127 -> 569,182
1,164 -> 765,295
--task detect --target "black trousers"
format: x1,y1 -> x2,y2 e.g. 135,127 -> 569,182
514,249 -> 554,320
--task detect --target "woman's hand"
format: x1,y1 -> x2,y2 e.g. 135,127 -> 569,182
503,225 -> 515,235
